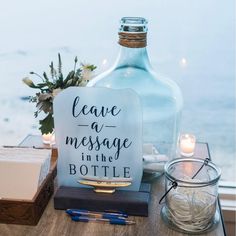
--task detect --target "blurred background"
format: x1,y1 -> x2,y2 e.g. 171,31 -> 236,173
0,0 -> 235,181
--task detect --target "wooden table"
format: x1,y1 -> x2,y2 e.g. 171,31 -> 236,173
0,136 -> 227,236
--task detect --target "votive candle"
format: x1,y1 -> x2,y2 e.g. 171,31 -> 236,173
42,132 -> 55,145
180,134 -> 196,157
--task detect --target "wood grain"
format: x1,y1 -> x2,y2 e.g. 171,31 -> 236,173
0,136 -> 226,236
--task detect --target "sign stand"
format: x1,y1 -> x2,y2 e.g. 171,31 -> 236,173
53,87 -> 149,216
54,183 -> 151,216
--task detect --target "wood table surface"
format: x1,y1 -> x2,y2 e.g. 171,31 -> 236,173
0,136 -> 226,236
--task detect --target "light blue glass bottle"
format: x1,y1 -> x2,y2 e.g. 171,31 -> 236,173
88,17 -> 183,181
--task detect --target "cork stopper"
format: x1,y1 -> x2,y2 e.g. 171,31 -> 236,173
118,17 -> 148,48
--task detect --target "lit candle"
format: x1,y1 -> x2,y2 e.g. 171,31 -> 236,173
179,57 -> 188,68
179,134 -> 196,157
42,132 -> 55,145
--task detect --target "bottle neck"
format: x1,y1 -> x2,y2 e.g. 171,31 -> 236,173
114,46 -> 152,70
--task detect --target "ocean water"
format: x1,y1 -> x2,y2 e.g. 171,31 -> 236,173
0,0 -> 235,181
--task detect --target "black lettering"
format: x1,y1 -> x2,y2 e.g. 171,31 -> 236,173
123,138 -> 132,148
72,96 -> 121,118
91,165 -> 98,176
101,153 -> 106,162
86,155 -> 91,161
113,166 -> 120,178
66,136 -> 78,147
69,164 -> 76,175
110,106 -> 121,116
113,138 -> 132,160
123,167 -> 130,178
91,122 -> 104,133
72,96 -> 80,117
102,166 -> 109,177
65,136 -> 132,159
80,165 -> 88,176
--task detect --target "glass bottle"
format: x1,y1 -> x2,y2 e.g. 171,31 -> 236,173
88,17 -> 183,181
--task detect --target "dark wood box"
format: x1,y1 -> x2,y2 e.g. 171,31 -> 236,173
54,183 -> 151,216
0,135 -> 57,225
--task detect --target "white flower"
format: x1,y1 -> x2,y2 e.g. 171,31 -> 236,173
22,77 -> 35,88
82,69 -> 93,81
81,63 -> 95,82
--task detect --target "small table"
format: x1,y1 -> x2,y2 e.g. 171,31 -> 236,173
0,135 -> 227,236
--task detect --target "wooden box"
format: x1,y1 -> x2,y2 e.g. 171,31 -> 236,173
0,135 -> 57,225
54,183 -> 151,216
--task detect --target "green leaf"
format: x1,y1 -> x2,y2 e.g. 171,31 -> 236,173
74,56 -> 78,64
39,113 -> 54,134
43,72 -> 49,82
37,83 -> 47,88
74,56 -> 78,71
75,68 -> 82,77
86,64 -> 97,71
49,62 -> 55,79
58,53 -> 62,75
34,111 -> 39,118
63,71 -> 74,86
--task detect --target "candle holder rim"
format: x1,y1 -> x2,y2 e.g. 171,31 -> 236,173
164,157 -> 221,186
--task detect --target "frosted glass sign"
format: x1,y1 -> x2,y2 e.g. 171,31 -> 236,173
53,87 -> 142,191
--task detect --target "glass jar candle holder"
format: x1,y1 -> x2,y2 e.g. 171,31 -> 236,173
161,158 -> 221,234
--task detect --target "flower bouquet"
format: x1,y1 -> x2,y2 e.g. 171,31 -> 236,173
23,54 -> 96,135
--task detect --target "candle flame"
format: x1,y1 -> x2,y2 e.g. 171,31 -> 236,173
180,57 -> 187,67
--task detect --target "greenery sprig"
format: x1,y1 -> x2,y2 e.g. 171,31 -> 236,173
23,53 -> 96,134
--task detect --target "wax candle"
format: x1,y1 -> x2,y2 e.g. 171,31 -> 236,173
42,132 -> 55,145
179,134 -> 196,157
